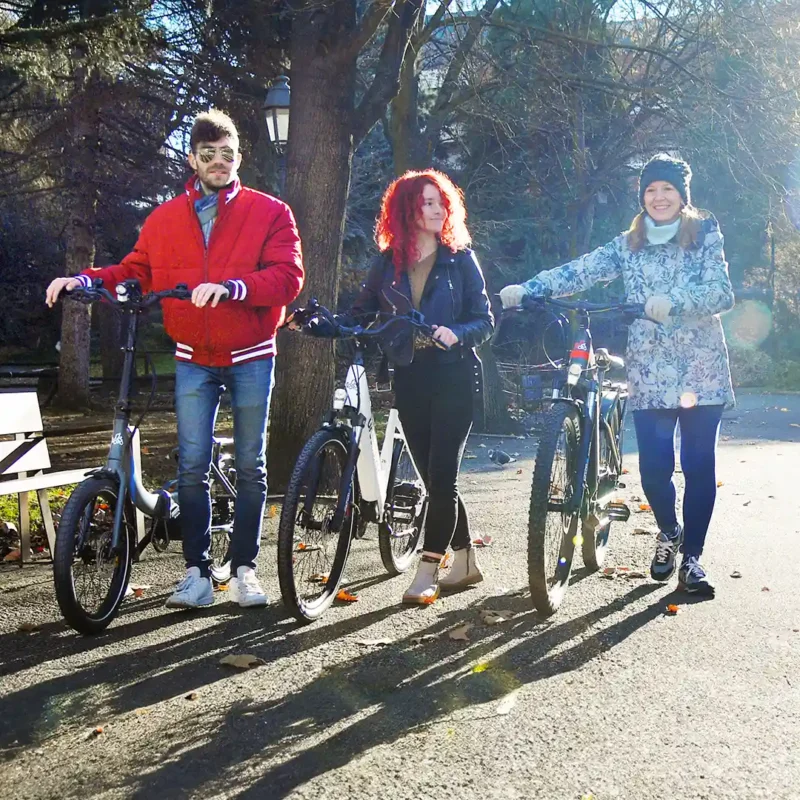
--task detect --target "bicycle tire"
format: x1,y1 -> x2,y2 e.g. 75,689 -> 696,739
528,404 -> 581,616
379,438 -> 427,575
277,428 -> 356,623
53,476 -> 133,635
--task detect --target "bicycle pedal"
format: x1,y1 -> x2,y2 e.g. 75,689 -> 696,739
605,501 -> 631,522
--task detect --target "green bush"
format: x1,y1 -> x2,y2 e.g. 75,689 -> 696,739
770,360 -> 800,390
728,344 -> 775,387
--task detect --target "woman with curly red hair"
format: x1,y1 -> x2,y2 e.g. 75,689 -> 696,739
349,169 -> 494,604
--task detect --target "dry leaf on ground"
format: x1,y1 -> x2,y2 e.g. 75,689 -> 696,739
267,504 -> 278,519
355,638 -> 394,647
336,589 -> 359,603
440,553 -> 452,569
632,528 -> 652,536
625,571 -> 647,579
637,503 -> 652,512
472,534 -> 493,547
762,586 -> 771,592
308,573 -> 329,584
480,609 -> 515,625
410,633 -> 439,645
185,692 -> 199,701
471,662 -> 491,674
449,624 -> 473,641
665,604 -> 680,616
601,567 -> 616,579
220,654 -> 266,670
3,550 -> 20,562
717,481 -> 724,487
496,689 -> 520,716
731,570 -> 742,578
17,622 -> 40,633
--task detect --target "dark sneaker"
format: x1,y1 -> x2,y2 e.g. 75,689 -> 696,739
678,556 -> 715,597
650,525 -> 683,582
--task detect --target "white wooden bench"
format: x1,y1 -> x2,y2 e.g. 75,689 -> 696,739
0,389 -> 96,564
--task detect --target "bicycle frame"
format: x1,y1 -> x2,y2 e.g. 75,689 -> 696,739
324,344 -> 422,532
549,310 -> 626,518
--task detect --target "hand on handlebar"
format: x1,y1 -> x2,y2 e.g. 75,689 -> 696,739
431,325 -> 459,348
45,277 -> 83,308
191,282 -> 230,308
644,295 -> 673,324
498,284 -> 529,309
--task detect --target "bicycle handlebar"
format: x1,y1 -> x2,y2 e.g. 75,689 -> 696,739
63,279 -> 215,308
288,299 -> 452,351
506,293 -> 646,318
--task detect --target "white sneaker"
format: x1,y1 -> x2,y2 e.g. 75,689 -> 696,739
440,547 -> 484,593
402,558 -> 440,605
165,567 -> 214,609
229,566 -> 268,608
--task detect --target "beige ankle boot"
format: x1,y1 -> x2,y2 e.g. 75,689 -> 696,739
439,547 -> 484,593
402,557 -> 440,605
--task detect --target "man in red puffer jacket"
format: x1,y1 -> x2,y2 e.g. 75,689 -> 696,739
46,109 -> 304,610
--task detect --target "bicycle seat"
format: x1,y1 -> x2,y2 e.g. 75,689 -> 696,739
595,348 -> 625,370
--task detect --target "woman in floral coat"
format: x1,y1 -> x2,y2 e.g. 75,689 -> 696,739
501,154 -> 734,596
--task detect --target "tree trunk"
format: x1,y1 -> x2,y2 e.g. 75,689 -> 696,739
388,16 -> 423,174
95,302 -> 124,379
58,53 -> 98,409
266,3 -> 359,491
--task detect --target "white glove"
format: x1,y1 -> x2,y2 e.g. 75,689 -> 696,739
644,294 -> 673,324
499,284 -> 529,308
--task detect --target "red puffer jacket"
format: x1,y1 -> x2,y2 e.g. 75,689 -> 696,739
78,177 -> 304,367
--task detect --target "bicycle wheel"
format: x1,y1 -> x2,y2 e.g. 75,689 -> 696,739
277,428 -> 357,623
528,404 -> 581,616
53,477 -> 134,635
379,438 -> 427,575
582,406 -> 622,571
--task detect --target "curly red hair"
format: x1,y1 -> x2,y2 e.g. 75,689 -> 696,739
375,169 -> 471,278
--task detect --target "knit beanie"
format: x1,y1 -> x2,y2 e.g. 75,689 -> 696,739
638,154 -> 692,207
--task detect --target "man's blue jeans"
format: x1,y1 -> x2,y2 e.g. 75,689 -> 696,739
175,358 -> 274,577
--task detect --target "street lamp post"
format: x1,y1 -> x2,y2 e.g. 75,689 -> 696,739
264,75 -> 290,196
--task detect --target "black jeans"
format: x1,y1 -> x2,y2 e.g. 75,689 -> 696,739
393,352 -> 474,554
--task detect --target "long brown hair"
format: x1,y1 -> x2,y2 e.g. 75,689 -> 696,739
626,205 -> 704,252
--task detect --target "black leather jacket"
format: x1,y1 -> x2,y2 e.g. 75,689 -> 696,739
349,246 -> 494,366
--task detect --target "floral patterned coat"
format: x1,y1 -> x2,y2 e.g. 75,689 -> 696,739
523,215 -> 735,411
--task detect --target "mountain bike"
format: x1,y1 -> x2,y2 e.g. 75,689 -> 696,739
53,278 -> 236,634
498,295 -> 645,616
277,300 -> 446,623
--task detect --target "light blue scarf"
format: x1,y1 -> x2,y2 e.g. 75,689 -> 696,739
644,214 -> 681,246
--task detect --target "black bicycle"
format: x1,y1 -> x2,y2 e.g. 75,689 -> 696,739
53,278 -> 236,634
277,300 -> 448,623
497,294 -> 645,616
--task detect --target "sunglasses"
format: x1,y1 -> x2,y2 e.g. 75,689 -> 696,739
196,146 -> 236,164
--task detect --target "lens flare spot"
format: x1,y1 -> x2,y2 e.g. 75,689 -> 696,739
559,557 -> 567,565
723,299 -> 773,349
680,391 -> 697,409
572,534 -> 584,547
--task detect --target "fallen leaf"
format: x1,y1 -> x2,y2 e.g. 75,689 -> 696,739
480,609 -> 514,625
440,553 -> 452,569
761,586 -> 770,592
296,542 -> 307,550
308,572 -> 329,584
600,567 -> 616,579
625,571 -> 647,579
216,583 -> 229,592
632,528 -> 651,536
17,622 -> 40,633
219,654 -> 266,670
410,633 -> 439,645
622,468 -> 630,475
91,726 -> 104,737
631,494 -> 642,501
267,504 -> 278,519
730,570 -> 742,578
185,692 -> 199,701
134,708 -> 150,716
3,549 -> 21,562
470,662 -> 491,673
717,481 -> 724,487
515,468 -> 523,475
665,604 -> 680,616
638,503 -> 652,512
336,589 -> 359,603
355,638 -> 393,647
472,535 -> 493,547
141,446 -> 151,455
478,443 -> 487,448
448,624 -> 473,641
496,689 -> 520,716
743,501 -> 751,507
133,588 -> 145,599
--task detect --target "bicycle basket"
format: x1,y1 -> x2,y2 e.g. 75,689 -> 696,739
492,307 -> 569,424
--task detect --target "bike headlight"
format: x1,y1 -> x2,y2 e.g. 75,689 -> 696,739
567,362 -> 582,386
333,388 -> 347,410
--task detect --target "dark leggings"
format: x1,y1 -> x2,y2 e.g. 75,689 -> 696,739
633,404 -> 724,558
393,354 -> 474,554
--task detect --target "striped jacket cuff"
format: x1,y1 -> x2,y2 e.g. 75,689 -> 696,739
223,279 -> 248,301
75,274 -> 93,288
